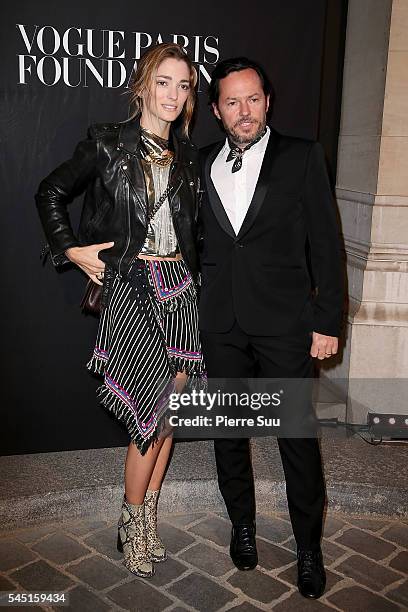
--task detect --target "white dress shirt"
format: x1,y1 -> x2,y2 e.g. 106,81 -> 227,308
211,126 -> 270,235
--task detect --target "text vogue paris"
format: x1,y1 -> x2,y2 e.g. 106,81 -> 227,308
16,24 -> 220,90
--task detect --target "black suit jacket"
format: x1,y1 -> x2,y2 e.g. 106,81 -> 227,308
198,128 -> 344,337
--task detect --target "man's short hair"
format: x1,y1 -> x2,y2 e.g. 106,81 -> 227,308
208,57 -> 273,105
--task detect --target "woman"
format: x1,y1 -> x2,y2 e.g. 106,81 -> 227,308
35,43 -> 205,578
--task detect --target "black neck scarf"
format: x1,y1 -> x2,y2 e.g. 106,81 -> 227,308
226,127 -> 267,173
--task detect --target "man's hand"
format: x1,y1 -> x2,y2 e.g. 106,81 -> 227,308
310,332 -> 338,360
65,242 -> 114,286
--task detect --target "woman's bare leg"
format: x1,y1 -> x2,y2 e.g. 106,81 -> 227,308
125,372 -> 188,502
125,438 -> 166,504
147,435 -> 173,490
174,371 -> 188,393
146,372 -> 187,488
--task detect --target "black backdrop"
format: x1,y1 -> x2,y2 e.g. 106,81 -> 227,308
1,0 -> 347,454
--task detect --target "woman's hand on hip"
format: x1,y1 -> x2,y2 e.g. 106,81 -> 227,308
65,242 -> 114,285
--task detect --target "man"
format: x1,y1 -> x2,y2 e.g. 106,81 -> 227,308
198,57 -> 343,599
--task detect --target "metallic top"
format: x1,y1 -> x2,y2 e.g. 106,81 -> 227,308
139,128 -> 180,257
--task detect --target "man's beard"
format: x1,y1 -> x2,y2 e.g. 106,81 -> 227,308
226,116 -> 267,147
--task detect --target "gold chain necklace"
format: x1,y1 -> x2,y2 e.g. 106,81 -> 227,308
140,128 -> 174,167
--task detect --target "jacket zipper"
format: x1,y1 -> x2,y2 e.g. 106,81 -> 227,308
170,178 -> 187,260
119,164 -> 151,273
118,179 -> 131,276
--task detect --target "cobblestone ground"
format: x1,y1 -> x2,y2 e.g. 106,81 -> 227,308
0,511 -> 407,611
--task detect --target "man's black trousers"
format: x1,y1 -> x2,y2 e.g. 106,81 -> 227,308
201,320 -> 326,551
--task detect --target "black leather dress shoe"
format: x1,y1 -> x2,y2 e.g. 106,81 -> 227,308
297,549 -> 326,599
230,524 -> 258,571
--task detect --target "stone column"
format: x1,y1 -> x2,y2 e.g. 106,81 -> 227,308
326,0 -> 408,423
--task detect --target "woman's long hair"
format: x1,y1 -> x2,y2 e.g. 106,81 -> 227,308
128,43 -> 197,138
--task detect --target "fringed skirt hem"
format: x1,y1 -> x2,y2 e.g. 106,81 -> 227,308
87,259 -> 205,453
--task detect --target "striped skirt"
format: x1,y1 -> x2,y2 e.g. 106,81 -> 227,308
87,259 -> 206,454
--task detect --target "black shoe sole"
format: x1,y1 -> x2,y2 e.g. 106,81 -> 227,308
230,554 -> 258,571
298,584 -> 326,599
298,589 -> 325,599
234,563 -> 258,571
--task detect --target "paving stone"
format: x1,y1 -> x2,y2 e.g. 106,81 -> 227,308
280,537 -> 296,552
335,528 -> 396,561
327,585 -> 400,611
228,602 -> 264,611
63,585 -> 111,612
228,569 -> 289,604
157,522 -> 196,553
274,592 -> 334,611
0,575 -> 17,590
66,554 -> 128,589
256,514 -> 293,543
167,572 -> 237,611
31,532 -> 91,565
381,524 -> 408,549
344,516 -> 392,532
280,536 -> 348,563
3,512 -> 407,612
256,539 -> 295,571
164,512 -> 207,528
322,515 -> 347,538
15,524 -> 59,544
0,539 -> 37,571
335,554 -> 402,591
386,579 -> 408,608
108,577 -> 174,611
148,556 -> 189,587
178,542 -> 234,576
10,560 -> 74,591
389,550 -> 408,573
84,526 -> 123,560
0,604 -> 43,612
277,564 -> 342,592
321,539 -> 348,563
188,515 -> 230,547
63,519 -> 108,537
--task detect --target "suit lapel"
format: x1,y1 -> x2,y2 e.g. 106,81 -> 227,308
204,142 -> 236,239
236,129 -> 279,240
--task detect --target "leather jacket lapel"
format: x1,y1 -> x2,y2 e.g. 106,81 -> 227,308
117,118 -> 141,155
117,120 -> 148,226
204,142 -> 236,239
120,160 -> 148,227
236,130 -> 278,240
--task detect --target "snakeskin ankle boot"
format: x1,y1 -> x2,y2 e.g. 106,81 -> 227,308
117,496 -> 154,577
144,489 -> 167,562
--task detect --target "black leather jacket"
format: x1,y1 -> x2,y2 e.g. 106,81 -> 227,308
35,117 -> 201,281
